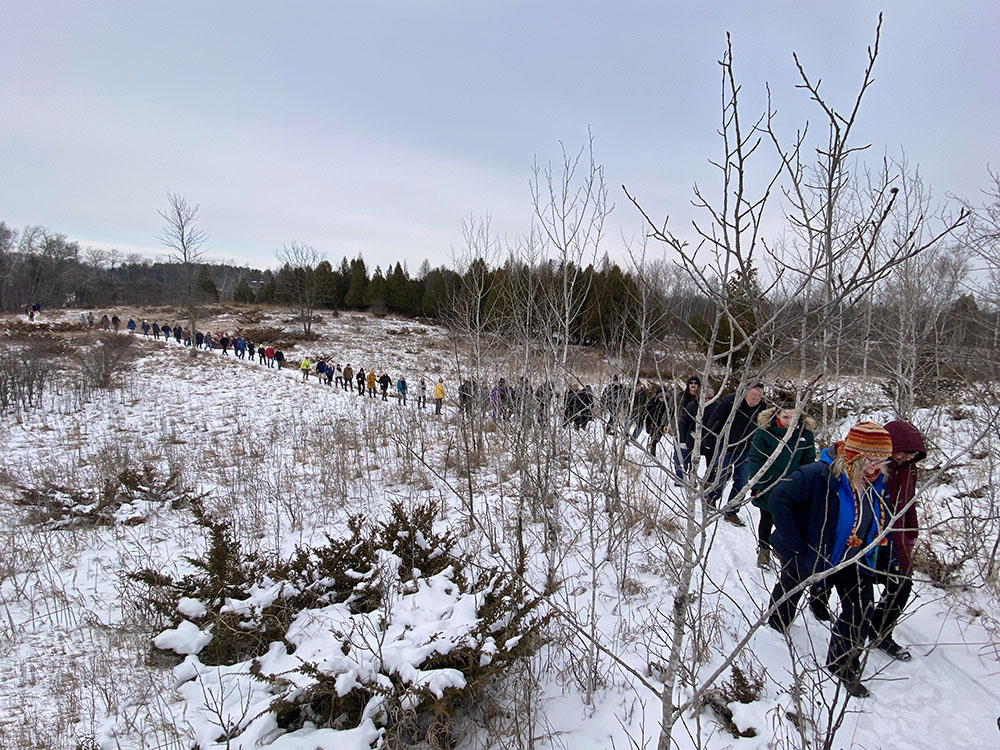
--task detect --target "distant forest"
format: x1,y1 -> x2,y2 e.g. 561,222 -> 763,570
3,218 -> 998,373
0,220 -> 657,347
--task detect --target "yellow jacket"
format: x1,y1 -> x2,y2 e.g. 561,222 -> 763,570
367,370 -> 377,388
300,358 -> 311,370
434,381 -> 445,399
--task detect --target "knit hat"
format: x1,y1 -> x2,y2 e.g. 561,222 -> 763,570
837,421 -> 893,463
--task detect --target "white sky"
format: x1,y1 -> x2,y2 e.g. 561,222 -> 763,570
2,1 -> 997,273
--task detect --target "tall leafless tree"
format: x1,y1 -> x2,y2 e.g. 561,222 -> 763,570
158,192 -> 208,349
275,242 -> 327,337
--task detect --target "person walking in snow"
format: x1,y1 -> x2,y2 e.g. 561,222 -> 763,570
300,356 -> 312,381
434,377 -> 445,414
343,364 -> 354,392
367,369 -> 377,398
162,324 -> 171,342
234,336 -> 245,359
126,318 -> 136,334
334,364 -> 343,389
100,314 -> 110,331
140,320 -> 150,336
747,400 -> 817,553
220,334 -> 230,355
87,312 -> 94,327
417,378 -> 427,409
274,350 -> 285,369
152,322 -> 160,339
644,387 -> 669,457
174,325 -> 183,344
869,420 -> 926,661
356,367 -> 366,396
111,314 -> 120,332
263,346 -> 274,368
378,372 -> 391,401
705,383 -> 766,520
766,422 -> 893,699
396,376 -> 408,405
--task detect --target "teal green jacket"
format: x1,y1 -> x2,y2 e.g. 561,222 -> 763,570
747,407 -> 816,512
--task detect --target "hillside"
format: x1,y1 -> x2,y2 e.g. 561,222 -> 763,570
0,308 -> 997,749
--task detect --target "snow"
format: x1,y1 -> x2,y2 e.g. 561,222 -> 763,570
154,620 -> 213,655
1,307 -> 998,749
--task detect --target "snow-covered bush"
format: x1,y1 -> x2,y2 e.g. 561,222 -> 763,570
133,500 -> 549,747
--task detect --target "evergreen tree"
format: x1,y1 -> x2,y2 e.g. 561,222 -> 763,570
365,265 -> 388,313
343,257 -> 368,309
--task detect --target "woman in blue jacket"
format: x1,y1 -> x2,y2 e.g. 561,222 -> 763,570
766,421 -> 894,699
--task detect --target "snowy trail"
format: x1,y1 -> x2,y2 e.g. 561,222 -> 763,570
0,313 -> 997,748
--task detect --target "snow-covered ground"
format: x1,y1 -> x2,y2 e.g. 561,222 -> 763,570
1,308 -> 997,749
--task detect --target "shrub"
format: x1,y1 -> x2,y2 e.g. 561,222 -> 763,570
135,500 -> 549,748
76,332 -> 136,389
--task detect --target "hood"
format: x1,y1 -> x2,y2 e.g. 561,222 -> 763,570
757,406 -> 817,431
884,420 -> 927,462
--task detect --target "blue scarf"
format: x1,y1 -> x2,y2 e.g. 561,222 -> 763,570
820,447 -> 885,568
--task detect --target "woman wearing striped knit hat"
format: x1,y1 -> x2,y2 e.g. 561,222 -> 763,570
765,421 -> 894,698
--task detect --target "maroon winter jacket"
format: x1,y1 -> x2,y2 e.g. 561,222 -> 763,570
884,420 -> 927,574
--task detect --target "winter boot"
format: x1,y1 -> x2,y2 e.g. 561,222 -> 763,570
873,636 -> 913,662
756,546 -> 771,568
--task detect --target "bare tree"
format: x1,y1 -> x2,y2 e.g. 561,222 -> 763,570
275,242 -> 327,337
158,192 -> 209,348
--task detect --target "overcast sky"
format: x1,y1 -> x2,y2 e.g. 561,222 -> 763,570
3,1 -> 997,273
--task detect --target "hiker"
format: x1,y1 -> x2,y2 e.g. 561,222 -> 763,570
378,372 -> 391,401
367,369 -> 377,398
152,322 -> 160,339
174,325 -> 183,344
396,376 -> 408,405
601,375 -> 629,433
204,332 -> 214,351
300,356 -> 312,381
356,367 -> 366,395
767,422 -> 892,699
140,320 -> 150,336
871,420 -> 926,661
644,387 -> 669,457
417,378 -> 427,409
325,363 -> 335,386
748,400 -> 817,553
434,378 -> 445,414
234,337 -> 245,359
162,324 -> 171,342
264,346 -> 275,368
220,334 -> 230,355
706,383 -> 767,519
673,376 -> 701,479
343,364 -> 354,392
274,350 -> 285,369
334,364 -> 343,388
245,340 -> 255,362
574,385 -> 595,430
87,312 -> 94,327
812,421 -> 927,661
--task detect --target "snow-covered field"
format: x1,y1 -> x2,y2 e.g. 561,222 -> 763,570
1,308 -> 998,749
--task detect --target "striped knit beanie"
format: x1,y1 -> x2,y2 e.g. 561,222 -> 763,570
837,421 -> 893,463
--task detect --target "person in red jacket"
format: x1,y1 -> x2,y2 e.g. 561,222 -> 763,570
871,420 -> 926,661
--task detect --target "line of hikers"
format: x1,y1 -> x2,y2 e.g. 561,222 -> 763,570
83,315 -> 928,698
652,377 -> 927,700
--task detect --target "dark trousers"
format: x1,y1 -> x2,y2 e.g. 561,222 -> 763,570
757,508 -> 773,549
871,568 -> 913,641
769,563 -> 874,675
